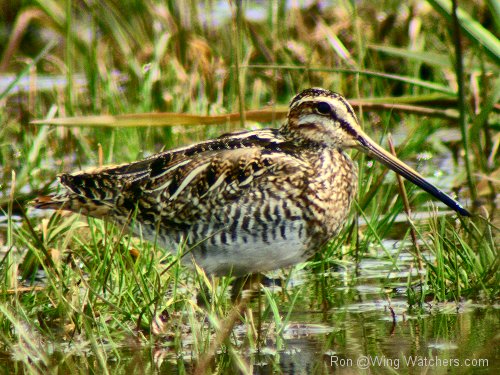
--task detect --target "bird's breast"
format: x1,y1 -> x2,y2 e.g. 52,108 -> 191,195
300,148 -> 358,250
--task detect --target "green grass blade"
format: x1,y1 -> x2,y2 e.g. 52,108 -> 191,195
427,0 -> 500,63
368,44 -> 452,68
0,40 -> 56,100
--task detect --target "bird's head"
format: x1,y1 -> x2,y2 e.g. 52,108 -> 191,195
280,88 -> 470,217
282,87 -> 362,149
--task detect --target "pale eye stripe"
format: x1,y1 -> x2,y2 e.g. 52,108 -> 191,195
169,162 -> 211,200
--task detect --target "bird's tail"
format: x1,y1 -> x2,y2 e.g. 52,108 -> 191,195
32,172 -> 118,218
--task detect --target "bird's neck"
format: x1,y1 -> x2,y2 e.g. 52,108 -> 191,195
278,120 -> 327,149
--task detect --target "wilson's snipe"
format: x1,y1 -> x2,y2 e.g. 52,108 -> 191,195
34,88 -> 470,275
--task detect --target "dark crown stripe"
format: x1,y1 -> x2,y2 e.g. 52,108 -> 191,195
290,88 -> 340,109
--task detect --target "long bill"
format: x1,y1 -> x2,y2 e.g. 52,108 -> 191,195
354,130 -> 471,217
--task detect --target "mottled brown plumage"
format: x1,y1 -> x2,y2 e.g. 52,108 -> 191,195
34,88 -> 469,275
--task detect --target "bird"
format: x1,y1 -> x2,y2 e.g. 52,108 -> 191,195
33,88 -> 470,276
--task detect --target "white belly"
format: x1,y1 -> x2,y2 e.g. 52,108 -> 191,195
141,221 -> 310,276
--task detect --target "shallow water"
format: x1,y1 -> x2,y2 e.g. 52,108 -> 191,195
0,238 -> 498,374
1,306 -> 496,374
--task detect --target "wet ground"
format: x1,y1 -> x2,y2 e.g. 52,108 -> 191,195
0,235 -> 497,374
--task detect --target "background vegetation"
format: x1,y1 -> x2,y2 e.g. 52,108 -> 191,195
0,0 -> 498,373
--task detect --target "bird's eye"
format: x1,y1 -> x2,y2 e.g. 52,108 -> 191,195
316,101 -> 331,115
